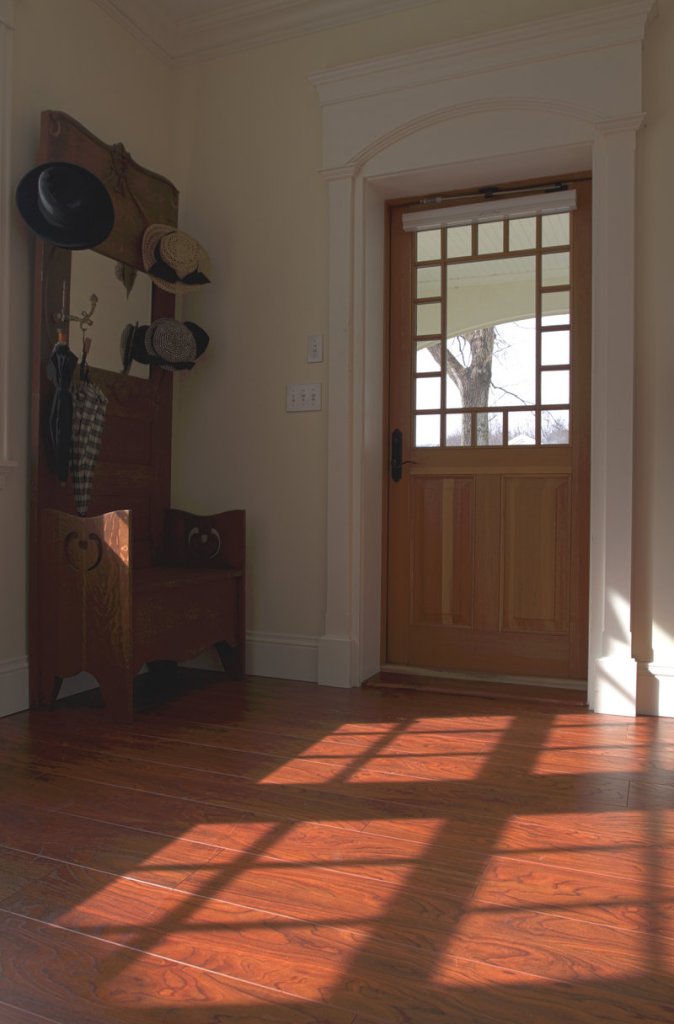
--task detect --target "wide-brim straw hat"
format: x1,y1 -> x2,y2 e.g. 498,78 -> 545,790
121,319 -> 209,372
16,161 -> 114,250
141,224 -> 211,294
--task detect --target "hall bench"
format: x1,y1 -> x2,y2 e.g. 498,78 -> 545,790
38,506 -> 245,721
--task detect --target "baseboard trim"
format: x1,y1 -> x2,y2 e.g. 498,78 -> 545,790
175,632 -> 345,685
0,660 -> 100,718
0,656 -> 28,717
246,631 -> 319,683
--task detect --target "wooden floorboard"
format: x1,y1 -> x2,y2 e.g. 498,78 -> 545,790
1,673 -> 673,1023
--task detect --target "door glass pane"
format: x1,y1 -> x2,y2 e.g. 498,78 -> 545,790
541,330 -> 570,365
445,372 -> 461,408
416,302 -> 442,336
541,369 -> 570,406
416,342 -> 439,372
417,229 -> 441,262
446,412 -> 471,446
416,414 -> 440,447
477,411 -> 503,446
445,257 -> 536,409
509,217 -> 536,251
446,225 -> 472,259
542,290 -> 569,317
542,251 -> 570,288
489,318 -> 536,407
478,221 -> 503,254
542,212 -> 570,247
508,410 -> 536,445
416,376 -> 441,410
417,264 -> 441,298
541,409 -> 569,444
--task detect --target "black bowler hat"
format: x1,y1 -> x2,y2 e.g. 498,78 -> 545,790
121,319 -> 209,373
15,161 -> 115,250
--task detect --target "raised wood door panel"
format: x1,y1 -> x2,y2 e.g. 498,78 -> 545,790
386,177 -> 591,681
501,474 -> 570,635
410,474 -> 475,629
391,469 -> 574,674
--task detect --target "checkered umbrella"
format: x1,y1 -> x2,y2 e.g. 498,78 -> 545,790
70,377 -> 108,516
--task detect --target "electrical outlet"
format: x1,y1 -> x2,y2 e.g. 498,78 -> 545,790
286,383 -> 322,412
307,334 -> 324,363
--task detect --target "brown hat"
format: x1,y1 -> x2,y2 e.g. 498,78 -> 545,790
141,224 -> 211,294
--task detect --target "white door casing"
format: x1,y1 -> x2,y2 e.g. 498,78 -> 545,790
311,0 -> 653,715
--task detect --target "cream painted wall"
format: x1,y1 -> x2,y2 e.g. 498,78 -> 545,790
0,0 -> 173,713
170,0 -> 625,650
4,0 -> 674,710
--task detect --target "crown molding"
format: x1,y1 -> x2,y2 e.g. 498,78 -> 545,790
90,0 -> 174,61
0,0 -> 15,30
310,0 -> 655,105
92,0 -> 438,62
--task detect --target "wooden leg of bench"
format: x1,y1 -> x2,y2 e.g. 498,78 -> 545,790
47,675 -> 64,708
97,670 -> 135,723
215,641 -> 245,680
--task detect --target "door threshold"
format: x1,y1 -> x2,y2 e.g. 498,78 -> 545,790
367,666 -> 587,705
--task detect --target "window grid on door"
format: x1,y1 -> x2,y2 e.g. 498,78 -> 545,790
413,210 -> 572,449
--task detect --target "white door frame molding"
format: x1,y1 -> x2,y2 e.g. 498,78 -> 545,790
312,0 -> 653,715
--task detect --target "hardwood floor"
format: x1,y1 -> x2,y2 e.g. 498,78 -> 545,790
0,672 -> 673,1023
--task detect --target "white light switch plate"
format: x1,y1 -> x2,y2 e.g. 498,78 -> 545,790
286,383 -> 322,412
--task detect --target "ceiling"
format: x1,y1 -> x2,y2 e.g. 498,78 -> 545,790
94,0 -> 439,61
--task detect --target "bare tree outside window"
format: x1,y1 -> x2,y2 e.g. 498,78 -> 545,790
427,325 -> 534,445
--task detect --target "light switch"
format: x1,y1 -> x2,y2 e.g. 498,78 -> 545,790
286,383 -> 322,412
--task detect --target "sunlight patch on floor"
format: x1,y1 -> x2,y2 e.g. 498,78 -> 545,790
257,716 -> 517,783
432,903 -> 656,983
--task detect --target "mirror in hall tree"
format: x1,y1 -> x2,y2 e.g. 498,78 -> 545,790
69,249 -> 152,379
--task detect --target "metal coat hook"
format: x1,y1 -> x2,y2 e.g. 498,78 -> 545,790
52,292 -> 99,337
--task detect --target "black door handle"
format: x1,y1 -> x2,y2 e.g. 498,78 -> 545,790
391,429 -> 417,482
391,429 -> 403,482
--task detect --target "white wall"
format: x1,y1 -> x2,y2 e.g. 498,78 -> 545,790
3,0 -> 674,712
169,0 -> 644,680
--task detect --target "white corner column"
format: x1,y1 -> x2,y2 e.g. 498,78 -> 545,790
588,117 -> 644,715
318,169 -> 360,687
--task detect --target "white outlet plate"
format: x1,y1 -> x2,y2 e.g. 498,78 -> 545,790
307,334 -> 324,363
286,382 -> 322,412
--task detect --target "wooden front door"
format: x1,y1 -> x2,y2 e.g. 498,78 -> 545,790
385,178 -> 591,680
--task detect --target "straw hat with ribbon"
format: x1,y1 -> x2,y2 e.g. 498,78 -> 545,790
121,319 -> 209,373
142,224 -> 211,294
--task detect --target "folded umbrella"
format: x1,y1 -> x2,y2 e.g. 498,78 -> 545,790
46,339 -> 78,482
70,376 -> 108,516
